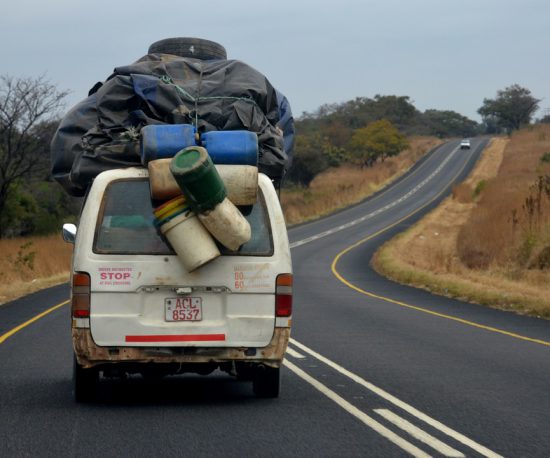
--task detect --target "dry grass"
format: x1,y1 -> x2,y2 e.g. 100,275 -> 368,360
451,183 -> 473,204
282,136 -> 443,224
1,136 -> 441,305
457,126 -> 550,270
373,134 -> 550,318
0,234 -> 72,304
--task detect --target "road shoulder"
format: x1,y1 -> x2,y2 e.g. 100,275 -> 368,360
372,137 -> 550,319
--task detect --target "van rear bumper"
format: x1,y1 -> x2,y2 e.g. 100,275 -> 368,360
73,327 -> 290,369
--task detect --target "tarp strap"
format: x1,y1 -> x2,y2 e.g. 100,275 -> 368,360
159,74 -> 260,112
195,66 -> 203,129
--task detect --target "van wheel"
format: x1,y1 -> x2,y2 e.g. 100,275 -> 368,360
73,357 -> 98,403
148,37 -> 227,60
252,365 -> 280,398
235,362 -> 255,381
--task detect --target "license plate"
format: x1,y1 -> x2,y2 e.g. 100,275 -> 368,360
165,297 -> 202,321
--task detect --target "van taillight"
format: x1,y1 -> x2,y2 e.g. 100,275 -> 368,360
72,272 -> 90,318
275,273 -> 293,317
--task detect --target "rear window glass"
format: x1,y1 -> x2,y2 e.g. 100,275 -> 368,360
94,179 -> 273,256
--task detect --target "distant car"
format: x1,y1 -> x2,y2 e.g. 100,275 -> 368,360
460,139 -> 471,149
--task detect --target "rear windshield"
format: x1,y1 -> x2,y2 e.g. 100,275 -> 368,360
94,179 -> 273,256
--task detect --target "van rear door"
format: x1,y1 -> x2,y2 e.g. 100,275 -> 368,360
74,169 -> 290,348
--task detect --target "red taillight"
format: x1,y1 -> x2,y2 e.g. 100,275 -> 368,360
72,272 -> 90,318
276,273 -> 293,317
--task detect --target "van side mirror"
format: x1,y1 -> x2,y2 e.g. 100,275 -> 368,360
62,223 -> 77,244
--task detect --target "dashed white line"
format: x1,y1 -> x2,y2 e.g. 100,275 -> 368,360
374,409 -> 465,457
286,143 -> 497,455
283,359 -> 432,458
290,338 -> 502,458
285,347 -> 306,359
290,146 -> 460,250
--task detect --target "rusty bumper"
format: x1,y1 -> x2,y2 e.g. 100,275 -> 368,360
73,327 -> 290,369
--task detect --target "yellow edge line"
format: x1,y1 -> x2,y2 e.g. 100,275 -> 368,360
0,300 -> 69,345
330,145 -> 550,348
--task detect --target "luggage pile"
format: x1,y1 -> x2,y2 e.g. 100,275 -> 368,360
145,125 -> 259,271
50,38 -> 294,197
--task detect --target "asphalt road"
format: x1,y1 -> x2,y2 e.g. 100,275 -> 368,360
1,139 -> 549,457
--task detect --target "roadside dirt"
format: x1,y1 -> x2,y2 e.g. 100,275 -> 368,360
0,234 -> 72,305
0,274 -> 70,306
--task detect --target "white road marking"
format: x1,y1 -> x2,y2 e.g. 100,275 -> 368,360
290,145 -> 460,249
285,143 -> 496,455
283,359 -> 431,458
290,338 -> 502,458
285,347 -> 306,359
374,409 -> 465,457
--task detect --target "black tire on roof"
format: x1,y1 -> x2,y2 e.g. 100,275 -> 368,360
148,37 -> 227,60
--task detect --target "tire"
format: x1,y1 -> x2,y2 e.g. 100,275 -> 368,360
235,362 -> 255,381
148,37 -> 227,60
252,365 -> 281,398
73,357 -> 98,403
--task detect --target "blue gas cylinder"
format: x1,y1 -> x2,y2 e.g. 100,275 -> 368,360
200,130 -> 258,166
141,124 -> 196,164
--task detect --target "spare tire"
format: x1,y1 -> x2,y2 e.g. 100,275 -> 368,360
148,37 -> 227,60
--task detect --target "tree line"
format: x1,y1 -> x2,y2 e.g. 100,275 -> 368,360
0,74 -> 542,237
286,87 -> 541,186
0,75 -> 80,238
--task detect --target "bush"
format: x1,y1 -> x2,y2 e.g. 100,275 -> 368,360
0,181 -> 81,237
285,134 -> 331,187
472,180 -> 488,200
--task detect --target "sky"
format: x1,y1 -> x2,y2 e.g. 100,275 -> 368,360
2,0 -> 549,122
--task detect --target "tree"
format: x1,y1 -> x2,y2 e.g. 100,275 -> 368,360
286,134 -> 331,187
0,75 -> 68,235
478,84 -> 540,131
370,95 -> 417,130
348,119 -> 409,167
420,109 -> 479,137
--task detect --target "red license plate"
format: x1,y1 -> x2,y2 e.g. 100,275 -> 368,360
165,297 -> 202,321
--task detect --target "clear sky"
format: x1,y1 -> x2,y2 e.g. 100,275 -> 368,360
2,0 -> 549,122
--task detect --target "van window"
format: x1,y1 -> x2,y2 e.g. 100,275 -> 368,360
94,179 -> 273,256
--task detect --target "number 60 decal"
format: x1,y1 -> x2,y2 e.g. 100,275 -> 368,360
234,271 -> 245,289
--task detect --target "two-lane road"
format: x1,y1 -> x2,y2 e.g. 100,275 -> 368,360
1,138 -> 549,457
287,138 -> 550,457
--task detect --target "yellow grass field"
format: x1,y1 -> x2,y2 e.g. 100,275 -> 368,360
373,131 -> 550,318
282,136 -> 443,225
0,234 -> 72,304
4,131 -> 548,319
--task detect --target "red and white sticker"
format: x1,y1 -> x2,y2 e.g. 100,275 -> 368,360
97,267 -> 133,286
233,263 -> 271,291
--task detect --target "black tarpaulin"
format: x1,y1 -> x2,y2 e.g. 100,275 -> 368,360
51,54 -> 290,196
